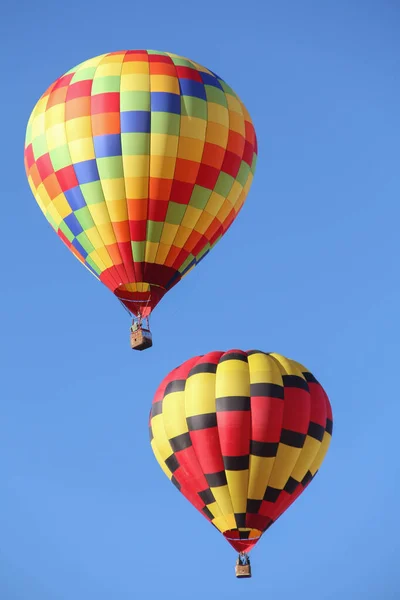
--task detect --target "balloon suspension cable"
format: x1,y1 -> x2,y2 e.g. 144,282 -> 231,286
118,298 -> 133,317
143,293 -> 152,327
117,294 -> 152,330
134,294 -> 152,329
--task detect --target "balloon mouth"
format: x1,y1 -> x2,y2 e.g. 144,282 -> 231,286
114,282 -> 166,317
223,533 -> 261,553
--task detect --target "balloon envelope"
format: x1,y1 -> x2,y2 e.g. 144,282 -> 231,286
24,50 -> 257,317
149,349 -> 333,553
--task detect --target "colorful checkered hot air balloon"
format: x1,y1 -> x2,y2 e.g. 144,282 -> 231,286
149,349 -> 333,578
24,50 -> 257,349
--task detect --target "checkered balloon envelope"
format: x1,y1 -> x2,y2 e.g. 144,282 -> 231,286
150,349 -> 333,560
24,50 -> 257,324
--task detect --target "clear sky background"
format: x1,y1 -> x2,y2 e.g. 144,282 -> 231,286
1,1 -> 399,598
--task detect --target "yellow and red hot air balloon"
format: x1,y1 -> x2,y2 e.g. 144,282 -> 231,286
24,50 -> 257,349
149,349 -> 333,578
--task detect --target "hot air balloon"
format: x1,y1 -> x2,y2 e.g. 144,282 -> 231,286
149,349 -> 333,578
24,50 -> 257,350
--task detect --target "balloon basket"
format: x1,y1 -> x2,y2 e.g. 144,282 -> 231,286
130,328 -> 153,351
235,564 -> 252,578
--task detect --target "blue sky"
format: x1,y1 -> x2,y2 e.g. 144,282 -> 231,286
1,1 -> 399,598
